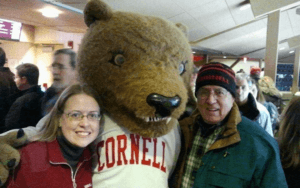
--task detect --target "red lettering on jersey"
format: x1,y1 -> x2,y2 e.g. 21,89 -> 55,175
96,134 -> 168,173
152,138 -> 160,169
141,138 -> 151,166
161,141 -> 166,172
97,141 -> 105,171
117,135 -> 128,166
130,134 -> 140,164
106,137 -> 115,168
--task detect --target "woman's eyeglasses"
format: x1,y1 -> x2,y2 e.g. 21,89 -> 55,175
64,111 -> 101,121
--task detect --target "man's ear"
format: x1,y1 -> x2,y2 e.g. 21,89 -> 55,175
21,76 -> 28,85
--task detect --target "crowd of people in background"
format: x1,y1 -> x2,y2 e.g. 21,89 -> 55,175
0,47 -> 78,134
235,72 -> 273,137
1,44 -> 300,187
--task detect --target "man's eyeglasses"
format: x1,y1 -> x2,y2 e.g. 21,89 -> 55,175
64,111 -> 101,121
197,88 -> 228,100
51,63 -> 68,71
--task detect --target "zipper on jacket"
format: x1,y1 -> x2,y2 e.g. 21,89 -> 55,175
50,161 -> 79,188
72,162 -> 85,188
71,169 -> 77,188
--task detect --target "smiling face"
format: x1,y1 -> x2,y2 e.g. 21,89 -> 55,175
60,93 -> 100,148
197,85 -> 235,125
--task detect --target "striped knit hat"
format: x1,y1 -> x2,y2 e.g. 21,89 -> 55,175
195,62 -> 236,97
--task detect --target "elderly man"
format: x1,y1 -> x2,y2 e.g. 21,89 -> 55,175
41,48 -> 77,116
171,62 -> 287,188
235,72 -> 273,137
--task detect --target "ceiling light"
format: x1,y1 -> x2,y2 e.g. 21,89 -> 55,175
243,57 -> 247,63
289,51 -> 295,54
279,47 -> 285,51
40,8 -> 61,18
240,4 -> 251,11
192,51 -> 196,53
223,56 -> 227,58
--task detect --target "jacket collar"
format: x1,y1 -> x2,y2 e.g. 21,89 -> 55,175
10,85 -> 42,99
209,102 -> 241,150
47,139 -> 92,164
23,85 -> 42,95
185,102 -> 242,151
239,93 -> 260,120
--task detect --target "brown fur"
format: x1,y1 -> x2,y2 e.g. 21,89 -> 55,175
77,0 -> 194,138
0,130 -> 28,184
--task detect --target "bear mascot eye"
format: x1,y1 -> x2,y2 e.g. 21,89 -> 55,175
114,54 -> 125,66
179,60 -> 188,75
108,52 -> 126,66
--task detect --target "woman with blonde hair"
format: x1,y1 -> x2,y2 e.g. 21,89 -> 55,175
6,83 -> 104,188
278,96 -> 300,188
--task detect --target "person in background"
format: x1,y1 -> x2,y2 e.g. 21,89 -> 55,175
171,62 -> 287,188
0,47 -> 18,133
6,83 -> 104,188
258,76 -> 283,114
250,66 -> 261,83
278,96 -> 300,188
250,79 -> 280,134
235,72 -> 273,137
5,63 -> 44,131
41,48 -> 77,116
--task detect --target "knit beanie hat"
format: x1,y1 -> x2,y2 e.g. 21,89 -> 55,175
195,62 -> 236,97
250,66 -> 261,82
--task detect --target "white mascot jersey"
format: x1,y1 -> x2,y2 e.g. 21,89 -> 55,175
91,114 -> 181,188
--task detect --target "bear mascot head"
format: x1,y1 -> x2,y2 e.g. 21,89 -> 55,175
77,0 -> 195,138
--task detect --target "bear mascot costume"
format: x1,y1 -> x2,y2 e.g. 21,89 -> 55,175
0,0 -> 195,187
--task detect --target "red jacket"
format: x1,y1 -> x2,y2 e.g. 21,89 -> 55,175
7,139 -> 93,188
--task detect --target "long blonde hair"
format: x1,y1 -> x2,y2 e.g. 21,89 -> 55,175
37,83 -> 104,141
278,96 -> 300,168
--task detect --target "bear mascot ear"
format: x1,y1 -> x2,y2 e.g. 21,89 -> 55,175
175,23 -> 189,39
84,0 -> 113,27
0,129 -> 28,186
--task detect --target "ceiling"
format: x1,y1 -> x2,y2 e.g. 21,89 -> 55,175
1,0 -> 300,64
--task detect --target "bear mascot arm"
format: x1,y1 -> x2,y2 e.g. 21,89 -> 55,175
0,129 -> 27,186
0,0 -> 195,187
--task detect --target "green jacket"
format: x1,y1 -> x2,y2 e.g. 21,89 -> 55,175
171,103 -> 287,188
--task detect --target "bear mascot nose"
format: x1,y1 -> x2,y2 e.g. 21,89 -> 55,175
146,93 -> 181,118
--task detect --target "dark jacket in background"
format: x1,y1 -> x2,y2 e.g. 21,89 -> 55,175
41,86 -> 61,116
283,167 -> 300,188
5,85 -> 44,131
277,138 -> 300,188
0,67 -> 18,133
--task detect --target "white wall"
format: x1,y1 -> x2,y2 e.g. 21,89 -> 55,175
34,27 -> 84,52
1,41 -> 36,74
0,24 -> 85,87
